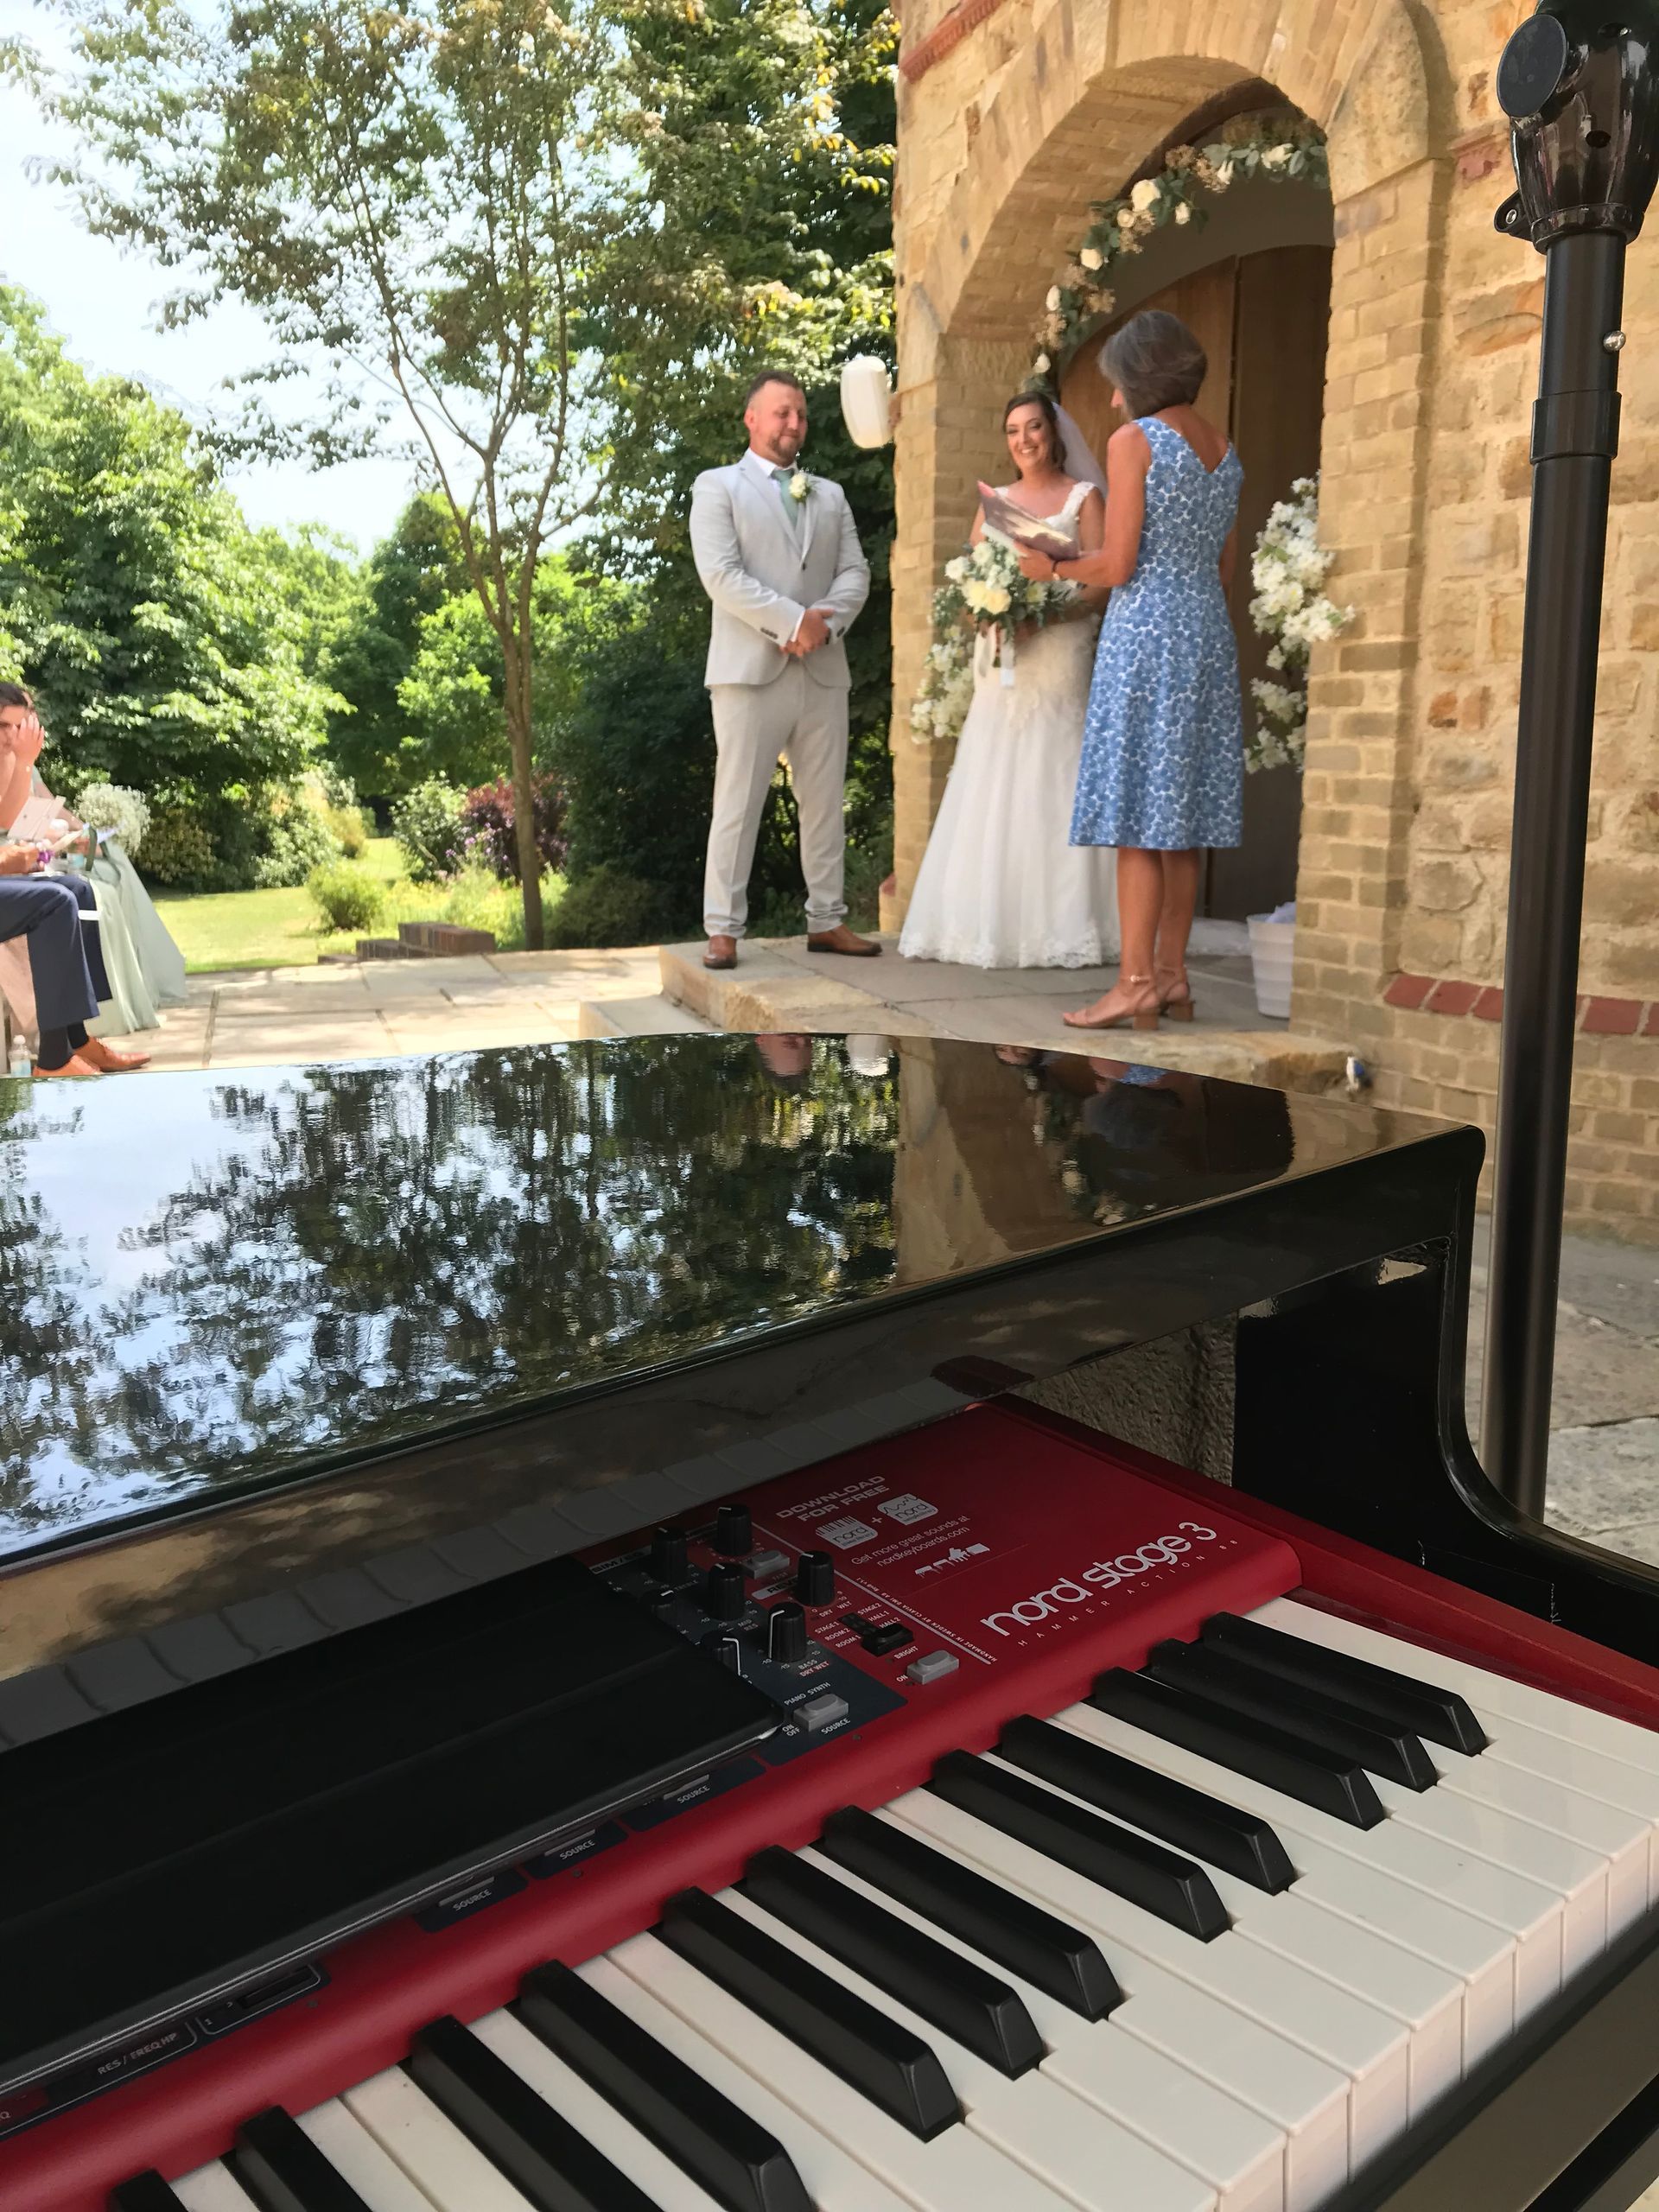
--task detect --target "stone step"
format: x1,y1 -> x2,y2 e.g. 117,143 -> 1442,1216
576,993 -> 719,1039
659,939 -> 896,1033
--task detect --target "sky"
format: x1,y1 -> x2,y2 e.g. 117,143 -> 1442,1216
1,0 -> 419,550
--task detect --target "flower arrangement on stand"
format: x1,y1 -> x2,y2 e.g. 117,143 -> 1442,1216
1029,115 -> 1327,381
909,537 -> 1078,747
1245,475 -> 1353,774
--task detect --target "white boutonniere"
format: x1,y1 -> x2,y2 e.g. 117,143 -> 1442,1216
788,470 -> 810,503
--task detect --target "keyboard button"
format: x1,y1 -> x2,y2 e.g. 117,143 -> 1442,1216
1142,1642 -> 1439,1791
409,2013 -> 662,2211
112,2179 -> 193,2212
723,1878 -> 1213,2212
169,2170 -> 264,2212
517,1961 -> 810,2212
470,2009 -> 728,2212
892,1790 -> 1351,2206
232,2106 -> 376,2211
793,1692 -> 849,1733
818,1804 -> 1122,2018
296,2101 -> 445,2212
346,2065 -> 539,2211
905,1652 -> 959,1685
1201,1613 -> 1489,1755
742,1846 -> 1044,2076
1056,1703 -> 1550,2043
1090,1672 -> 1386,1829
806,1841 -> 1287,2212
997,1716 -> 1295,1892
607,1938 -> 1076,2212
659,1886 -> 961,2138
927,1751 -> 1230,1941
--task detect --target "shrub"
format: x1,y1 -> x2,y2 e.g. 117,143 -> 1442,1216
253,788 -> 341,888
73,782 -> 151,859
141,805 -> 218,887
327,803 -> 369,858
547,865 -> 676,950
307,862 -> 384,933
391,778 -> 467,882
458,773 -> 568,882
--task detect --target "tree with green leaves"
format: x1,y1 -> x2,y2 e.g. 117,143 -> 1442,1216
49,0 -> 620,946
0,285 -> 334,808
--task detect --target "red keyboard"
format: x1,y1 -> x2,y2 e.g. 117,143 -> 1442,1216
10,1402 -> 1659,2212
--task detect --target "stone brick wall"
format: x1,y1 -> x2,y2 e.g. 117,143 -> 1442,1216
892,0 -> 1659,1239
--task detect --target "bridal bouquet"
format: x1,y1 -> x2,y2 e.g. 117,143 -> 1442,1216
909,535 -> 1078,745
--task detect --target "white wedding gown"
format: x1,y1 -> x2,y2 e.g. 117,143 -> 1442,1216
899,488 -> 1118,969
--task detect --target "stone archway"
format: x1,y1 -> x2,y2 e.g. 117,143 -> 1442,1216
890,0 -> 1440,1024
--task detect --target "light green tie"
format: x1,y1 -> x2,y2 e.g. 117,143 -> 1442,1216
772,465 -> 803,537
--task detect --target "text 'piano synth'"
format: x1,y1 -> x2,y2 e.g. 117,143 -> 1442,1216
7,1402 -> 1659,2212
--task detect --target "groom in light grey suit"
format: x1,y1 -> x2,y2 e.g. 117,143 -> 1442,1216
691,370 -> 876,969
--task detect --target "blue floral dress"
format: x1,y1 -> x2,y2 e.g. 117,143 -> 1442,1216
1071,416 -> 1245,851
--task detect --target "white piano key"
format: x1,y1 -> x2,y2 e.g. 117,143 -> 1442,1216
1055,1704 -> 1517,2068
169,2168 -> 263,2212
588,1946 -> 917,2212
343,2065 -> 537,2212
891,1789 -> 1352,2209
298,2100 -> 443,2211
1480,1713 -> 1659,1826
971,1751 -> 1463,2124
797,1841 -> 1287,2212
1251,1599 -> 1659,1778
470,2008 -> 727,2212
1401,1752 -> 1649,1940
721,1878 -> 1216,2212
1055,1700 -> 1565,2021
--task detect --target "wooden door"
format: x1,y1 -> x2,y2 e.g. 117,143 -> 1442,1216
1058,245 -> 1332,920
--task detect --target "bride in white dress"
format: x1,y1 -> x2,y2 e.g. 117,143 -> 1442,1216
899,392 -> 1118,969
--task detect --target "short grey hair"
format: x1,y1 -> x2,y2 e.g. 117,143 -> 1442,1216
1100,310 -> 1206,417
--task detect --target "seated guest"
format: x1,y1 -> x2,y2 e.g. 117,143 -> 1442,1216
0,686 -> 180,1048
0,856 -> 132,1076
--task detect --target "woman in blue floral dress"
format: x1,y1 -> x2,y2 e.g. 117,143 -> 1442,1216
1020,311 -> 1243,1031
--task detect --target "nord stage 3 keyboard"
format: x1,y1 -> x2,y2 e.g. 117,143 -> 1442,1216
8,1404 -> 1659,2212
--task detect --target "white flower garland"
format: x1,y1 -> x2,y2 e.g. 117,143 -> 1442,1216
1246,475 -> 1352,774
1030,116 -> 1328,379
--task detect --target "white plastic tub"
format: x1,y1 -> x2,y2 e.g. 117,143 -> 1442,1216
1248,913 -> 1295,1020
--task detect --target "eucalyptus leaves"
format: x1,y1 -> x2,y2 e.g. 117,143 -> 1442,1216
1030,116 -> 1328,381
1245,476 -> 1352,774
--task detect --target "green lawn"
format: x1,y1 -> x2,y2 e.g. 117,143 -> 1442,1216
153,840 -> 556,974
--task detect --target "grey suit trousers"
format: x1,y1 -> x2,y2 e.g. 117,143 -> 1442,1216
703,664 -> 849,938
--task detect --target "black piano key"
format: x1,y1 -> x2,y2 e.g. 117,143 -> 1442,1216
1201,1611 -> 1491,1755
818,1803 -> 1122,2019
516,1960 -> 811,2212
997,1715 -> 1298,1892
1089,1670 -> 1386,1829
660,1885 -> 962,2139
741,1845 -> 1045,2077
1142,1639 -> 1440,1790
408,2013 -> 660,2212
925,1751 -> 1230,1941
111,2177 -> 188,2212
231,2106 -> 374,2212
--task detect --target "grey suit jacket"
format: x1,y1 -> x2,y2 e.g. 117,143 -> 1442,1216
690,458 -> 870,689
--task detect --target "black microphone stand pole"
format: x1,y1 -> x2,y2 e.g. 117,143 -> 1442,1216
1483,4 -> 1659,1516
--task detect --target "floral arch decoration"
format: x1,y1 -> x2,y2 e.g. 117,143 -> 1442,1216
1029,113 -> 1329,384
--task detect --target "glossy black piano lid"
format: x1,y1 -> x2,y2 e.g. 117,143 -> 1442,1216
0,1035 -> 1479,1656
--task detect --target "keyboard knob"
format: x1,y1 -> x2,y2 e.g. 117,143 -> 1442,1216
795,1550 -> 835,1605
767,1602 -> 809,1665
649,1524 -> 690,1581
715,1503 -> 753,1558
705,1561 -> 747,1621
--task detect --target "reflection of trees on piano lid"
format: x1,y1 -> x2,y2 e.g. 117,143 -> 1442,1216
0,1039 -> 900,1537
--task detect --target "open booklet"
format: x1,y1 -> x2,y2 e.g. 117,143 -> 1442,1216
977,481 -> 1081,557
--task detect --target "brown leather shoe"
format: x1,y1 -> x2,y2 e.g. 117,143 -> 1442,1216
805,925 -> 880,957
33,1053 -> 101,1078
703,934 -> 738,970
79,1038 -> 151,1071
